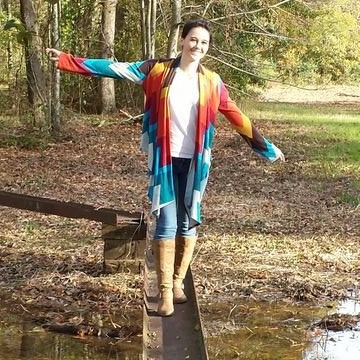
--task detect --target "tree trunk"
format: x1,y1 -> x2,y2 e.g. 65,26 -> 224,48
99,0 -> 117,114
2,0 -> 12,85
139,0 -> 157,59
20,0 -> 48,130
149,0 -> 156,58
49,0 -> 61,135
167,0 -> 182,58
139,0 -> 147,58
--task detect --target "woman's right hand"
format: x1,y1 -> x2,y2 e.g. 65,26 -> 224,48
46,48 -> 61,61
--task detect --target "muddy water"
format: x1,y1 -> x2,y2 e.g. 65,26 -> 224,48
204,300 -> 316,359
204,298 -> 360,360
1,298 -> 359,359
0,312 -> 142,360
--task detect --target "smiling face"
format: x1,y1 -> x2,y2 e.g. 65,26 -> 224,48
180,26 -> 210,64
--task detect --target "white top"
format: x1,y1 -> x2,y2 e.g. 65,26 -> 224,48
169,68 -> 199,158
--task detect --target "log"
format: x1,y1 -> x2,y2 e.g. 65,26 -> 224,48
42,322 -> 141,338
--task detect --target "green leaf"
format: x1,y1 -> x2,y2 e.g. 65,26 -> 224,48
3,18 -> 23,31
16,30 -> 33,44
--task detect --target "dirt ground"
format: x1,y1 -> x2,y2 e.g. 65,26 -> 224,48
261,83 -> 360,103
0,84 -> 359,329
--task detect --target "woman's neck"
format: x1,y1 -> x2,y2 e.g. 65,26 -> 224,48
179,56 -> 199,75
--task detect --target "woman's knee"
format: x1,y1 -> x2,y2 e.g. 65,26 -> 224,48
154,203 -> 177,239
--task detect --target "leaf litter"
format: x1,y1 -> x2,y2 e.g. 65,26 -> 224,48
0,107 -> 359,339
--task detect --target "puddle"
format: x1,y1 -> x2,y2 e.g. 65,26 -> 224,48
304,298 -> 360,360
0,311 -> 142,360
203,297 -> 360,360
204,300 -> 314,359
1,296 -> 360,359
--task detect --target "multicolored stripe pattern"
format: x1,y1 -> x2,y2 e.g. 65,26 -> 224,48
57,53 -> 281,227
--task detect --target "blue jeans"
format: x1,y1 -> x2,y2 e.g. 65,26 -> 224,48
154,157 -> 197,240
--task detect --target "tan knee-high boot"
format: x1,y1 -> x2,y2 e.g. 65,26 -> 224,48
152,239 -> 175,316
173,235 -> 197,304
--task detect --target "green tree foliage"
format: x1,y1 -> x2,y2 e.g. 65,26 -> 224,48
112,0 -> 144,111
306,4 -> 360,82
176,0 -> 314,94
56,0 -> 100,112
272,0 -> 360,82
0,12 -> 12,80
2,0 -> 360,117
58,0 -> 144,112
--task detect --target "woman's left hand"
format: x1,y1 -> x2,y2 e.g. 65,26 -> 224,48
274,146 -> 285,162
46,48 -> 62,62
276,150 -> 285,162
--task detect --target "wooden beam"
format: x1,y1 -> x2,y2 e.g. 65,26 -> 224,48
102,223 -> 147,273
0,191 -> 143,226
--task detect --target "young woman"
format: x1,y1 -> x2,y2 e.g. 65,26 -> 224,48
47,18 -> 285,317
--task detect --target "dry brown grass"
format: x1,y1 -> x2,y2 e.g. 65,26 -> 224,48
0,104 -> 359,324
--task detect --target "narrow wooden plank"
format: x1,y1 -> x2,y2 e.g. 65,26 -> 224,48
0,191 -> 143,226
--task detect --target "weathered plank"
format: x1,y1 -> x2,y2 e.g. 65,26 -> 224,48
0,191 -> 147,274
0,190 -> 142,226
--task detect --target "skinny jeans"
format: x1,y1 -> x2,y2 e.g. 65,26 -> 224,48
154,157 -> 197,240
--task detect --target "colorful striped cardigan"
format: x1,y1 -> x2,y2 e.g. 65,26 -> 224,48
57,53 -> 282,228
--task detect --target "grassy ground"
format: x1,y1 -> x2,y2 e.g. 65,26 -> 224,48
197,100 -> 359,303
0,96 -> 359,332
243,101 -> 360,174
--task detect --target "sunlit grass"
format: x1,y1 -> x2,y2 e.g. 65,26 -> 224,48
242,101 -> 360,123
338,179 -> 360,206
240,100 -> 360,205
243,100 -> 360,174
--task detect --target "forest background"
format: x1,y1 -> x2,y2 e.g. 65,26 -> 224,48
0,0 -> 360,136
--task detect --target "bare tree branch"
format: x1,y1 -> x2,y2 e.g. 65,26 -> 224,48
236,29 -> 294,40
119,109 -> 144,123
241,11 -> 295,40
202,0 -> 214,17
211,0 -> 293,21
212,45 -> 250,63
207,53 -> 260,77
206,53 -> 321,93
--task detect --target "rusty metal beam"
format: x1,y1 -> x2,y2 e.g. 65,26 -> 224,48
143,246 -> 209,360
0,191 -> 143,226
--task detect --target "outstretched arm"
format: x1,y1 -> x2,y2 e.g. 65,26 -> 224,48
46,48 -> 150,84
218,81 -> 285,162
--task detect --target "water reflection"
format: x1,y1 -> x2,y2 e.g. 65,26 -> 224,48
304,299 -> 360,360
304,330 -> 360,360
0,314 -> 142,360
204,298 -> 360,360
204,300 -> 316,359
2,298 -> 360,359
